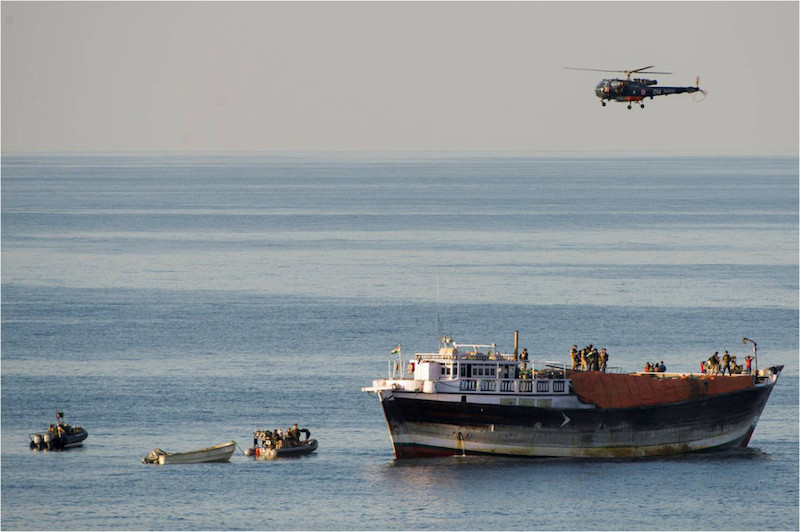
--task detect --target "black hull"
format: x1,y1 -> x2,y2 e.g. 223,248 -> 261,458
248,439 -> 318,459
276,439 -> 318,456
30,429 -> 88,450
380,382 -> 776,459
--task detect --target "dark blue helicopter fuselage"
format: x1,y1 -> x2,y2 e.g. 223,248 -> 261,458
595,78 -> 700,103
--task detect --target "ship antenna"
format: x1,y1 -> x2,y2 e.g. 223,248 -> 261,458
436,275 -> 442,344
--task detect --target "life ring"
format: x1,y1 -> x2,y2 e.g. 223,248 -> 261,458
408,362 -> 415,373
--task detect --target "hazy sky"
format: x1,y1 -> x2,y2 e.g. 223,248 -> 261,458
2,1 -> 798,155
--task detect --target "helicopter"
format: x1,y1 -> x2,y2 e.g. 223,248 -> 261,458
564,66 -> 706,109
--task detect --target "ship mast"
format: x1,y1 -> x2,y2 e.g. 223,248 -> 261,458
741,337 -> 758,375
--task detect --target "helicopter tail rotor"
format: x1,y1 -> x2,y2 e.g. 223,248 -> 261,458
693,76 -> 708,101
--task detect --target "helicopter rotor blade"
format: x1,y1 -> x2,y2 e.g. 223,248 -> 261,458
564,66 -> 672,75
563,67 -> 623,73
627,66 -> 673,75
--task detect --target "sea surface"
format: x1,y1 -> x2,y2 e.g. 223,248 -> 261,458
2,153 -> 798,531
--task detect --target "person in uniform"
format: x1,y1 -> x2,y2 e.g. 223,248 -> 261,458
570,345 -> 579,370
721,351 -> 732,375
580,349 -> 587,371
710,352 -> 720,375
600,348 -> 608,372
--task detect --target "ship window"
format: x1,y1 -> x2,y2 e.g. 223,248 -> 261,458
476,366 -> 483,376
489,367 -> 496,377
453,365 -> 458,377
441,366 -> 446,375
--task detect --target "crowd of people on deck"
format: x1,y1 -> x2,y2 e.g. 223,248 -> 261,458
701,351 -> 753,375
253,424 -> 311,450
564,344 -> 756,376
570,345 -> 609,372
643,361 -> 667,373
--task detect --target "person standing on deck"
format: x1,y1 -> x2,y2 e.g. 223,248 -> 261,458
710,352 -> 720,374
570,346 -> 579,370
721,351 -> 732,375
745,355 -> 754,375
587,348 -> 597,371
600,348 -> 608,372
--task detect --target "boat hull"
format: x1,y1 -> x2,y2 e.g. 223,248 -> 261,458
30,427 -> 88,450
378,380 -> 776,459
251,439 -> 318,459
148,441 -> 236,464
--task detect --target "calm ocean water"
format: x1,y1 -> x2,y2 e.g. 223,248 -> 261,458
2,153 -> 798,530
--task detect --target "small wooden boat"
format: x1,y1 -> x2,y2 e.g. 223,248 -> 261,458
245,426 -> 318,459
142,440 -> 236,464
29,411 -> 88,450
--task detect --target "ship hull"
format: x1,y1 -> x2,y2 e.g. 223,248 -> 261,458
378,381 -> 776,459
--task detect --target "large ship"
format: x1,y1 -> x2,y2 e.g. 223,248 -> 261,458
363,333 -> 782,459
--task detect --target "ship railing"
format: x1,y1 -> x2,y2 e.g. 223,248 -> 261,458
460,380 -> 477,391
455,377 -> 570,395
388,357 -> 414,379
415,352 -> 517,362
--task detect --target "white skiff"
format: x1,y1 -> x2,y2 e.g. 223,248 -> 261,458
142,440 -> 236,464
